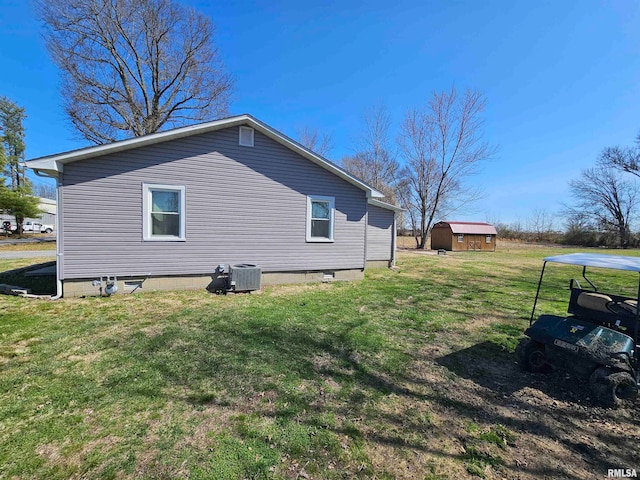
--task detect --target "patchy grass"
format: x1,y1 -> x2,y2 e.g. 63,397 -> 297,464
0,245 -> 638,479
0,257 -> 55,274
0,241 -> 56,251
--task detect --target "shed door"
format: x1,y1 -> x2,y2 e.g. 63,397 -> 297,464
467,235 -> 481,251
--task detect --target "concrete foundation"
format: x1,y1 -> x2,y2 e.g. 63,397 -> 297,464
62,268 -> 366,297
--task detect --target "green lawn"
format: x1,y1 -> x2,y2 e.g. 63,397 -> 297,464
0,245 -> 638,479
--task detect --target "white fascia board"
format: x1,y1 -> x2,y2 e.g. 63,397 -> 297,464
368,198 -> 405,213
25,114 -> 384,198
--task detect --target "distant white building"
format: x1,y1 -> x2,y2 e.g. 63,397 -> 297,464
1,196 -> 57,231
37,197 -> 57,227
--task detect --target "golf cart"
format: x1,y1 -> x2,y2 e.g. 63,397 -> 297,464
517,253 -> 639,407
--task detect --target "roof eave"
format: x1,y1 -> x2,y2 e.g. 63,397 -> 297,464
367,198 -> 405,212
25,114 -> 382,197
25,116 -> 249,171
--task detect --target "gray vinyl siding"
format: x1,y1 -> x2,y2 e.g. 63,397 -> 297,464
367,205 -> 394,261
60,126 -> 367,279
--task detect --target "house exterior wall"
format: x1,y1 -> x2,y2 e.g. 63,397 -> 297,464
60,126 -> 368,280
366,205 -> 394,262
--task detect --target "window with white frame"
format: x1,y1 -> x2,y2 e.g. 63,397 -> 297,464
143,184 -> 186,241
486,235 -> 492,243
457,234 -> 464,243
239,126 -> 254,147
306,195 -> 335,242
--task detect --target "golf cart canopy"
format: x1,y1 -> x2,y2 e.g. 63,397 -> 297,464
544,253 -> 640,273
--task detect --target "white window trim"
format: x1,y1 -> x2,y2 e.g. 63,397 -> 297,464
143,183 -> 186,242
306,195 -> 335,243
486,235 -> 492,243
457,234 -> 464,243
239,126 -> 254,147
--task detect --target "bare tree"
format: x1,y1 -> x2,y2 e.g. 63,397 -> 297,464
295,126 -> 334,158
527,209 -> 555,242
341,104 -> 399,202
398,87 -> 495,248
568,164 -> 639,247
33,183 -> 57,200
562,211 -> 599,246
37,0 -> 233,144
394,176 -> 417,235
600,131 -> 640,178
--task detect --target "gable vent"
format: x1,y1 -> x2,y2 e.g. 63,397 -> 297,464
239,126 -> 254,147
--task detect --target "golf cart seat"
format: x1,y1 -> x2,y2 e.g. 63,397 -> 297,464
620,299 -> 638,315
569,287 -> 638,333
576,292 -> 612,312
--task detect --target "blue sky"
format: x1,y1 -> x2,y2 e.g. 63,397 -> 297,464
1,0 -> 639,226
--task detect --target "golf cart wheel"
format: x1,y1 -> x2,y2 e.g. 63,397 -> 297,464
589,367 -> 638,408
516,338 -> 550,373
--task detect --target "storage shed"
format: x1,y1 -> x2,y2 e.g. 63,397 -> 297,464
430,221 -> 497,252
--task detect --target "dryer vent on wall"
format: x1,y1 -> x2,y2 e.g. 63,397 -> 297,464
230,264 -> 262,291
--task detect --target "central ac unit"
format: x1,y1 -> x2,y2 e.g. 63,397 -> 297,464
230,264 -> 262,292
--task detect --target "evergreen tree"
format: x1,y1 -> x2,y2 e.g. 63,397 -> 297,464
0,97 -> 41,234
0,97 -> 28,188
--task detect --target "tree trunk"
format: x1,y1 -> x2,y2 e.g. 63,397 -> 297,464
15,215 -> 24,236
418,206 -> 427,249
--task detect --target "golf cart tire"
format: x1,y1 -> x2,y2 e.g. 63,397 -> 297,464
589,367 -> 638,408
516,338 -> 551,374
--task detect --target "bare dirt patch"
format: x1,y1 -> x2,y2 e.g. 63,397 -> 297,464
67,352 -> 102,363
398,341 -> 640,479
268,282 -> 335,297
36,435 -> 122,474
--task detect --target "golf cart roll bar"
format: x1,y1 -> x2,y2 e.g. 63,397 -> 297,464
530,261 -> 546,326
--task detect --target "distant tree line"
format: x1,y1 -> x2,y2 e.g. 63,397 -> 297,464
561,130 -> 640,248
493,130 -> 640,249
494,220 -> 640,248
296,92 -> 640,250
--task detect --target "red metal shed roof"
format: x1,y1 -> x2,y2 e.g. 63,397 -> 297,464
435,221 -> 498,235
